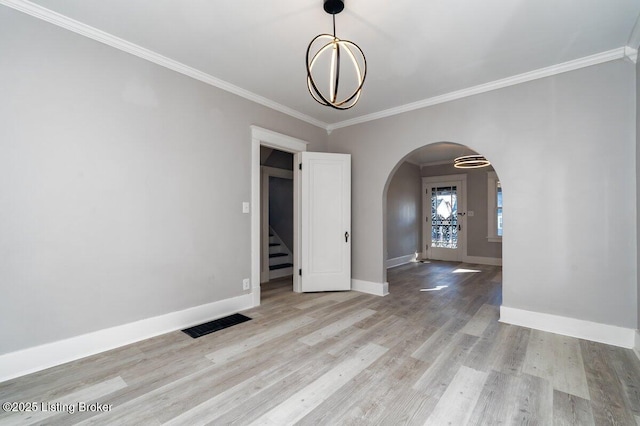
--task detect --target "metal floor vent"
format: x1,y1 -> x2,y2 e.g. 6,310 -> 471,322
182,313 -> 252,339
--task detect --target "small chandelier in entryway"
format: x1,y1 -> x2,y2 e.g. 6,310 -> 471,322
453,155 -> 491,169
306,0 -> 367,110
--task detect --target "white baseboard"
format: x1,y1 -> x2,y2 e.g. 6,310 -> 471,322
635,330 -> 640,361
500,306 -> 635,349
0,294 -> 254,383
252,285 -> 261,307
352,279 -> 389,296
463,255 -> 502,266
386,254 -> 416,269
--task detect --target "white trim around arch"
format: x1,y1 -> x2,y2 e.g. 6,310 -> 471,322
250,126 -> 308,307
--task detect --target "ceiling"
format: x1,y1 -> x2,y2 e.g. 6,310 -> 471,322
405,142 -> 479,166
10,0 -> 640,128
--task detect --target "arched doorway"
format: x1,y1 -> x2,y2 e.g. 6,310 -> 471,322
383,142 -> 503,298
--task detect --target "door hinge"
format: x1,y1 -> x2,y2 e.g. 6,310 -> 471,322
299,269 -> 302,276
299,163 -> 302,170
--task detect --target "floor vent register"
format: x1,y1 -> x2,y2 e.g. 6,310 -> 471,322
182,313 -> 252,338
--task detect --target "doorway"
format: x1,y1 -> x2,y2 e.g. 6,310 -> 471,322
251,127 -> 353,304
383,142 -> 502,287
260,148 -> 294,283
422,175 -> 467,262
251,126 -> 308,306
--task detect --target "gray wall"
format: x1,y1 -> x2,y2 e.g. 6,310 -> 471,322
637,56 -> 640,331
0,8 -> 327,355
421,163 -> 502,259
328,59 -> 636,329
269,177 -> 293,251
386,162 -> 421,260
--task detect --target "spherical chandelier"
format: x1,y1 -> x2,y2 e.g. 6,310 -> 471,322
306,0 -> 367,110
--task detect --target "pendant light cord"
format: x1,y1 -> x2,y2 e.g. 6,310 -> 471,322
332,14 -> 336,38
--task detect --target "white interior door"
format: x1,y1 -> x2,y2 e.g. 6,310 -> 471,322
296,152 -> 351,292
422,177 -> 466,262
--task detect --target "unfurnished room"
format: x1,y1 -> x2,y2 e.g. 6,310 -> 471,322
1,0 -> 640,424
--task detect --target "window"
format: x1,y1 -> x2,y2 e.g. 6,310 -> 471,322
487,171 -> 502,242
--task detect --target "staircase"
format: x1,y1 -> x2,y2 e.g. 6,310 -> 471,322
268,227 -> 293,280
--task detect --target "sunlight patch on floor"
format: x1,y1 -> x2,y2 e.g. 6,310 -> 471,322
452,268 -> 481,274
420,285 -> 448,292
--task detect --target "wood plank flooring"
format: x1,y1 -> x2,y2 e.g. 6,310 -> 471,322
1,260 -> 639,425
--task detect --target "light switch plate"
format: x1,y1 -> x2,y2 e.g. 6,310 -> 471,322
242,202 -> 250,213
467,210 -> 474,217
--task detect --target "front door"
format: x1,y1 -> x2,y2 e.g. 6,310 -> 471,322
422,177 -> 466,261
296,152 -> 351,292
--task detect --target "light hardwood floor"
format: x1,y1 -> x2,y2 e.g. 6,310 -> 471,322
1,261 -> 639,425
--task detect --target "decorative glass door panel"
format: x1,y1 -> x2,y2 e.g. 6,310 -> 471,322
422,177 -> 465,262
431,186 -> 458,249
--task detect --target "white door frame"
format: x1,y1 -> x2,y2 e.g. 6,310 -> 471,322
251,126 -> 308,306
422,174 -> 467,261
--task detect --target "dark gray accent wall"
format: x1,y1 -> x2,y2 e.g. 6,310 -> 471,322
386,162 -> 422,260
421,163 -> 502,259
269,177 -> 293,251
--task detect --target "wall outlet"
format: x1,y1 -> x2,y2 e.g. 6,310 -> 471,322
242,278 -> 250,290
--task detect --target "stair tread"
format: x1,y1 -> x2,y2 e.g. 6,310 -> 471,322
269,243 -> 280,247
270,263 -> 293,271
269,253 -> 288,258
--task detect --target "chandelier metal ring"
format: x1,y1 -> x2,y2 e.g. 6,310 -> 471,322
305,0 -> 367,110
453,155 -> 492,169
306,34 -> 367,110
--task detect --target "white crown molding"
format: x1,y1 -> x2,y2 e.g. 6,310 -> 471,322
327,47 -> 628,132
2,0 -> 633,134
0,0 -> 328,130
420,160 -> 455,168
627,11 -> 640,51
624,46 -> 638,64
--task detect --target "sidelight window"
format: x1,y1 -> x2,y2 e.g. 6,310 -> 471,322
487,171 -> 502,242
